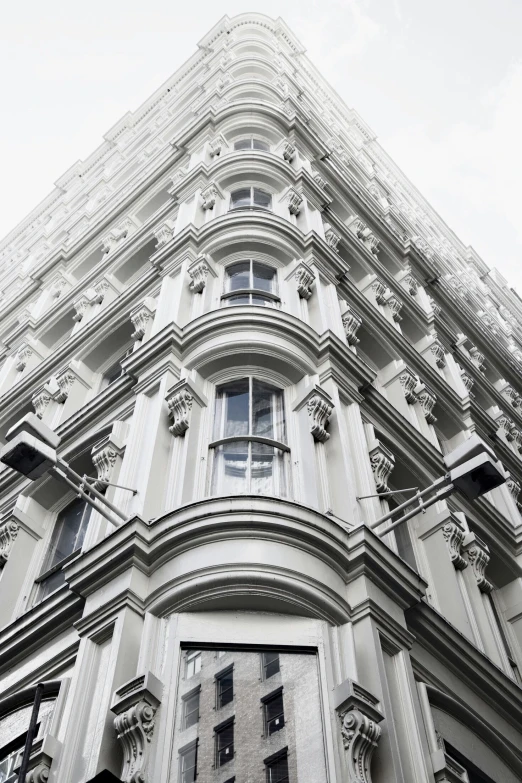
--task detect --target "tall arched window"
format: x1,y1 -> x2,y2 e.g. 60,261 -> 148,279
234,137 -> 269,151
35,498 -> 92,601
222,260 -> 279,307
210,378 -> 288,496
230,187 -> 272,211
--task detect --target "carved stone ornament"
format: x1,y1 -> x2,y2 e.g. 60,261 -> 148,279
507,477 -> 520,501
324,225 -> 341,252
188,256 -> 211,293
502,385 -> 520,408
365,234 -> 380,255
463,535 -> 493,593
15,343 -> 33,371
313,171 -> 327,189
286,188 -> 303,216
72,296 -> 89,323
460,368 -> 474,393
130,298 -> 156,342
307,393 -> 334,443
369,442 -> 395,494
334,679 -> 383,783
153,221 -> 175,247
349,217 -> 367,239
430,340 -> 446,368
0,518 -> 19,565
167,388 -> 193,437
429,296 -> 441,316
469,346 -> 486,372
26,762 -> 51,783
55,370 -> 76,403
32,389 -> 52,419
403,273 -> 419,296
342,307 -> 363,346
201,183 -> 218,210
416,383 -> 437,424
91,444 -> 118,493
497,415 -> 516,442
386,295 -> 403,322
294,262 -> 315,300
282,141 -> 296,162
399,369 -> 418,404
209,137 -> 222,157
371,280 -> 388,306
442,521 -> 467,570
49,275 -> 68,299
112,675 -> 162,783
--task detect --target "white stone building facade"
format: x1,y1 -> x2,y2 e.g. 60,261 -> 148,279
0,12 -> 522,783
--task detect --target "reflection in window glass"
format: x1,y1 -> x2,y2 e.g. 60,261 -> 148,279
215,721 -> 234,766
217,668 -> 234,708
234,138 -> 269,151
186,651 -> 202,678
211,378 -> 287,496
183,689 -> 200,729
223,260 -> 278,307
266,751 -> 289,783
179,743 -> 198,783
38,499 -> 92,601
230,187 -> 272,210
264,690 -> 285,735
262,651 -> 280,679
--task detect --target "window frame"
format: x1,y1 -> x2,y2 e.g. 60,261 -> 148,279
261,651 -> 280,680
179,739 -> 198,783
229,186 -> 272,212
182,686 -> 201,730
216,665 -> 234,709
262,687 -> 285,736
265,747 -> 289,783
185,650 -> 202,679
233,136 -> 270,152
214,717 -> 234,767
221,259 -> 280,308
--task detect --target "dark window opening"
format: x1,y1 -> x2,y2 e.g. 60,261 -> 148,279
179,742 -> 198,783
265,750 -> 289,783
262,651 -> 280,679
182,688 -> 200,729
215,720 -> 234,766
263,689 -> 285,735
216,667 -> 234,708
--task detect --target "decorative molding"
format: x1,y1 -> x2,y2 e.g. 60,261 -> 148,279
0,518 -> 19,566
399,368 -> 418,404
334,679 -> 383,783
91,445 -> 118,493
14,343 -> 33,371
166,388 -> 193,437
507,477 -> 520,503
307,390 -> 334,443
324,224 -> 341,252
416,382 -> 437,424
201,183 -> 218,210
348,216 -> 367,239
294,261 -> 315,300
469,346 -> 486,372
55,370 -> 76,403
153,220 -> 175,247
286,188 -> 303,215
364,233 -> 380,255
459,367 -> 474,393
188,255 -> 215,293
32,389 -> 53,419
501,385 -> 520,408
462,533 -> 493,593
369,441 -> 395,494
111,672 -> 163,783
371,280 -> 388,306
313,171 -> 327,189
497,415 -> 516,442
403,273 -> 419,296
386,295 -> 403,322
428,296 -> 441,316
341,307 -> 362,346
130,297 -> 157,342
442,520 -> 467,570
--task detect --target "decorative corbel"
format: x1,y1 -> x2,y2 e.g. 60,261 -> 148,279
32,377 -> 61,418
15,343 -> 33,371
371,280 -> 388,306
188,255 -> 216,293
201,183 -> 219,210
497,414 -> 516,442
282,142 -> 296,162
0,517 -> 19,566
55,370 -> 77,403
334,679 -> 384,783
165,379 -> 207,437
442,517 -> 467,570
369,441 -> 395,493
459,367 -> 474,393
385,294 -> 403,322
341,307 -> 362,346
286,188 -> 303,216
111,672 -> 163,783
90,421 -> 128,492
348,216 -> 367,239
324,224 -> 341,252
415,382 -> 437,424
428,296 -> 441,316
209,137 -> 223,157
429,340 -> 446,368
507,476 -> 521,504
302,386 -> 334,443
130,297 -> 157,342
19,735 -> 60,783
399,368 -> 418,404
469,346 -> 486,372
293,260 -> 315,300
153,220 -> 175,248
462,533 -> 493,593
501,384 -> 520,408
402,273 -> 419,296
364,234 -> 380,255
312,171 -> 327,189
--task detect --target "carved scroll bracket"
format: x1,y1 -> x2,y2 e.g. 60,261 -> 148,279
111,671 -> 163,783
188,254 -> 217,294
462,533 -> 493,593
333,679 -> 384,783
0,517 -> 19,566
442,516 -> 467,570
165,378 -> 208,437
291,260 -> 316,300
368,440 -> 395,494
91,422 -> 128,493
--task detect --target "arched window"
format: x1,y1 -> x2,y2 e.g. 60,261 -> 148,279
210,378 -> 288,496
230,187 -> 272,211
234,137 -> 269,151
222,260 -> 279,307
36,498 -> 92,601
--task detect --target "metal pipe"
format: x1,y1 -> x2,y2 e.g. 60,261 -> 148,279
18,682 -> 44,783
376,484 -> 454,537
82,477 -> 138,495
357,487 -> 419,500
52,469 -> 122,528
56,458 -> 127,520
369,474 -> 449,530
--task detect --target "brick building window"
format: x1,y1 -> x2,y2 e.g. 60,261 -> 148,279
215,719 -> 234,766
186,650 -> 201,678
265,749 -> 289,783
182,687 -> 200,729
261,651 -> 280,679
179,741 -> 198,783
216,666 -> 234,708
263,688 -> 285,735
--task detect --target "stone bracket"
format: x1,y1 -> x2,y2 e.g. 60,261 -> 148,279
333,679 -> 384,783
294,384 -> 334,443
165,378 -> 208,437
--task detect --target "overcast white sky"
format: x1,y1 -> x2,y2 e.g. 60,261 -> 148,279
1,0 -> 521,291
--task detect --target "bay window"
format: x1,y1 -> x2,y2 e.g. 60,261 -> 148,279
230,187 -> 272,211
210,378 -> 288,496
234,138 -> 269,151
222,260 -> 279,307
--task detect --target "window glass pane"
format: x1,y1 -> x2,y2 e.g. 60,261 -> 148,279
253,189 -> 272,209
226,262 -> 251,292
252,380 -> 277,438
253,139 -> 269,151
186,651 -> 202,678
253,262 -> 276,292
39,569 -> 66,601
223,380 -> 250,437
265,692 -> 285,734
234,139 -> 251,150
227,294 -> 251,306
267,754 -> 289,783
0,745 -> 23,782
216,723 -> 234,765
183,691 -> 200,729
180,746 -> 197,783
262,652 -> 280,679
47,498 -> 91,569
217,670 -> 234,707
212,441 -> 249,495
230,188 -> 252,208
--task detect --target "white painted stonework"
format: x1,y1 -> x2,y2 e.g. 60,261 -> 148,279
0,13 -> 522,783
